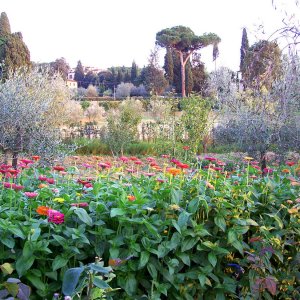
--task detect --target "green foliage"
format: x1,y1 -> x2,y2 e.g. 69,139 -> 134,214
80,100 -> 91,111
105,99 -> 143,156
240,28 -> 249,72
74,60 -> 85,88
0,156 -> 299,299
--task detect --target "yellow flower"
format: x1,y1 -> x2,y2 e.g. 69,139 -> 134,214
288,207 -> 299,214
53,197 -> 65,203
76,193 -> 82,197
169,204 -> 181,211
244,156 -> 254,161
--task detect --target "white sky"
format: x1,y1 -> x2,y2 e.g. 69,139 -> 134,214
1,0 -> 299,72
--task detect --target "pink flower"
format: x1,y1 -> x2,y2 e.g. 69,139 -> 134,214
120,156 -> 129,162
204,156 -> 216,162
84,183 -> 93,188
24,192 -> 38,198
46,178 -> 55,184
39,175 -> 48,181
20,159 -> 34,165
143,172 -> 155,177
82,163 -> 93,169
3,182 -> 14,189
98,162 -> 111,168
71,202 -> 89,207
47,209 -> 64,224
13,184 -> 24,191
263,168 -> 273,174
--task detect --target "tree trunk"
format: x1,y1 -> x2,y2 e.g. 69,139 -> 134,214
260,151 -> 267,174
12,151 -> 18,169
179,52 -> 186,98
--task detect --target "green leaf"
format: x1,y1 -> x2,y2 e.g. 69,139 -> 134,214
30,228 -> 41,242
208,252 -> 217,267
181,237 -> 199,252
16,256 -> 35,277
62,267 -> 84,296
198,274 -> 207,287
26,274 -> 46,291
0,263 -> 14,275
143,220 -> 160,238
147,263 -> 157,279
176,252 -> 190,266
74,208 -> 93,226
124,273 -> 137,296
9,225 -> 26,239
45,271 -> 57,281
265,277 -> 277,295
52,235 -> 68,247
110,208 -> 126,217
178,211 -> 191,228
2,237 -> 15,248
93,277 -> 110,289
172,219 -> 181,234
187,197 -> 199,213
214,215 -> 226,231
171,189 -> 183,204
232,240 -> 244,255
139,251 -> 150,269
90,264 -> 112,274
228,229 -> 237,244
216,292 -> 226,300
52,255 -> 69,271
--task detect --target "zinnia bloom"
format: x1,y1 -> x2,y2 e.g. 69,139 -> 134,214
127,195 -> 136,201
32,155 -> 41,161
166,168 -> 181,176
183,146 -> 190,151
48,209 -> 65,224
24,192 -> 38,198
71,202 -> 89,207
53,166 -> 65,172
53,197 -> 65,203
36,206 -> 51,216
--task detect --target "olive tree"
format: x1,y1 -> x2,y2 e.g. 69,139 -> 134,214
0,68 -> 74,167
209,55 -> 300,169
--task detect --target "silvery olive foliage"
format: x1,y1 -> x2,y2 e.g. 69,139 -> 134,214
0,68 -> 76,165
209,55 -> 300,166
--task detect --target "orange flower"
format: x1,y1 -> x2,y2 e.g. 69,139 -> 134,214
281,169 -> 290,173
288,207 -> 299,214
38,183 -> 48,189
206,181 -> 215,189
166,168 -> 181,176
36,206 -> 51,216
32,155 -> 40,161
127,195 -> 136,201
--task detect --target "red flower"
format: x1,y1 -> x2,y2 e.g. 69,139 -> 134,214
46,178 -> 55,184
13,184 -> 24,191
20,159 -> 34,165
32,155 -> 41,161
3,182 -> 14,189
204,156 -> 216,162
39,175 -> 48,181
53,166 -> 65,172
286,161 -> 296,167
120,156 -> 129,162
183,146 -> 190,151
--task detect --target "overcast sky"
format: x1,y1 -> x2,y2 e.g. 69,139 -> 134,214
1,0 -> 299,71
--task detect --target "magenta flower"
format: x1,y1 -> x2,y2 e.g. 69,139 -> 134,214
48,209 -> 65,224
24,192 -> 38,198
71,202 -> 89,207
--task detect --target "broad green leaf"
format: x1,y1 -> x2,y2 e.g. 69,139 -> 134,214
45,271 -> 57,281
9,226 -> 26,239
52,235 -> 68,247
171,189 -> 183,204
62,267 -> 84,296
147,263 -> 157,279
52,255 -> 69,271
30,227 -> 41,242
172,219 -> 181,234
176,252 -> 190,266
16,256 -> 35,277
90,264 -> 112,274
26,274 -> 46,291
2,237 -> 15,248
216,292 -> 226,300
110,208 -> 126,217
228,230 -> 237,244
181,237 -> 199,252
198,274 -> 207,287
93,277 -> 110,289
214,215 -> 226,232
208,252 -> 217,267
74,208 -> 93,226
124,273 -> 137,296
178,211 -> 191,228
139,251 -> 150,269
187,197 -> 199,213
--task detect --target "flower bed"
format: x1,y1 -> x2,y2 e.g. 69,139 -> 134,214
0,156 -> 299,299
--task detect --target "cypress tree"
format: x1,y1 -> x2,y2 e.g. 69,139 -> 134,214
163,47 -> 174,85
240,28 -> 249,72
74,60 -> 85,87
130,61 -> 138,84
0,12 -> 11,37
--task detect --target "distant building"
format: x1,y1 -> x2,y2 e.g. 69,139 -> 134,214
66,79 -> 78,89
